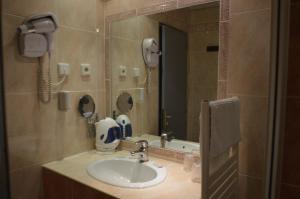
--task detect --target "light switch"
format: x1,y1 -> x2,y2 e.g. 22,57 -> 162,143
58,63 -> 70,76
81,64 -> 91,76
132,67 -> 140,78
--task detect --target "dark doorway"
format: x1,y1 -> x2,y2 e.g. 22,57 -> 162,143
159,24 -> 188,140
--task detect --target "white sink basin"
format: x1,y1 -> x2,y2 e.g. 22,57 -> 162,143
87,158 -> 167,188
150,139 -> 200,152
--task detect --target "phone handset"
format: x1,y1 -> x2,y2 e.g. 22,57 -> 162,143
18,13 -> 60,103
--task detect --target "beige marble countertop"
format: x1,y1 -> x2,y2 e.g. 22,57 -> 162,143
43,150 -> 201,199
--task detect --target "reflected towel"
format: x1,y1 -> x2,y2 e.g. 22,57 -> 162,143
209,97 -> 241,157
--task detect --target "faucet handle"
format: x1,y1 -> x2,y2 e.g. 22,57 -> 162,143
161,133 -> 168,139
135,140 -> 148,149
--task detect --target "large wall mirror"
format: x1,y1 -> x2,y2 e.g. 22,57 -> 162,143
108,2 -> 220,152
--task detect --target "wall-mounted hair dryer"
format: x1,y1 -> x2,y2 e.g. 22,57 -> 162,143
18,12 -> 58,58
18,13 -> 59,104
142,38 -> 161,68
141,38 -> 161,93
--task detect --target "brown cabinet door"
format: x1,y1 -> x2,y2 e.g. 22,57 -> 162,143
72,181 -> 116,199
43,169 -> 73,199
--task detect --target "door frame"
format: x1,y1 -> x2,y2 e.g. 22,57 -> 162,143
265,0 -> 290,198
0,0 -> 11,198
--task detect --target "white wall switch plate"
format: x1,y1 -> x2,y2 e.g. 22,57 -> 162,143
81,64 -> 92,76
132,67 -> 140,77
119,65 -> 127,77
58,63 -> 70,76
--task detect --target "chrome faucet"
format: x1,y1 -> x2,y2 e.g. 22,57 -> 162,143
130,140 -> 149,163
160,132 -> 175,148
161,133 -> 168,148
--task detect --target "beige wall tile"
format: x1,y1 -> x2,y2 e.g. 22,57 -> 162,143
189,52 -> 218,87
2,14 -> 39,93
96,90 -> 107,119
110,17 -> 140,40
139,16 -> 160,41
110,37 -> 140,91
57,0 -> 97,31
56,27 -> 98,91
5,93 -> 57,137
97,0 -> 105,34
189,31 -> 219,52
190,6 -> 220,25
105,79 -> 112,116
55,91 -> 96,158
217,80 -> 227,99
237,96 -> 268,178
227,10 -> 271,97
8,133 -> 57,172
230,0 -> 271,13
3,0 -> 56,16
5,93 -> 58,170
218,21 -> 229,81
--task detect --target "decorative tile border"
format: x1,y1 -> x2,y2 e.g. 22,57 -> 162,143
104,0 -> 230,158
217,80 -> 227,99
162,1 -> 178,12
178,0 -> 218,8
218,21 -> 229,81
220,0 -> 230,21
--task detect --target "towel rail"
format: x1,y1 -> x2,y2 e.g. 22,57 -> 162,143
200,100 -> 239,199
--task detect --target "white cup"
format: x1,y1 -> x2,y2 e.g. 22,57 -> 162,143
184,152 -> 194,172
191,161 -> 201,183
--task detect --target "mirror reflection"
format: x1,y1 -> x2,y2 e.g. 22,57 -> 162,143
116,92 -> 134,113
78,95 -> 96,118
110,2 -> 220,152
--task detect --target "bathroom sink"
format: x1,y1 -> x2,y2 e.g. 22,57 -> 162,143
87,158 -> 167,188
150,139 -> 200,152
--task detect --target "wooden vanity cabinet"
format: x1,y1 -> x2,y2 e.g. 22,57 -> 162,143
43,168 -> 117,199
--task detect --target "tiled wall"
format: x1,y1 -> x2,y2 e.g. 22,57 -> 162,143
2,0 -> 105,198
187,6 -> 219,142
228,0 -> 271,198
2,0 -> 272,199
280,0 -> 300,198
104,0 -> 272,198
110,16 -> 159,136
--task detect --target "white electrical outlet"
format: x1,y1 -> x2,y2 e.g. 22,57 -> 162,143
119,65 -> 127,77
58,63 -> 70,76
81,64 -> 92,76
